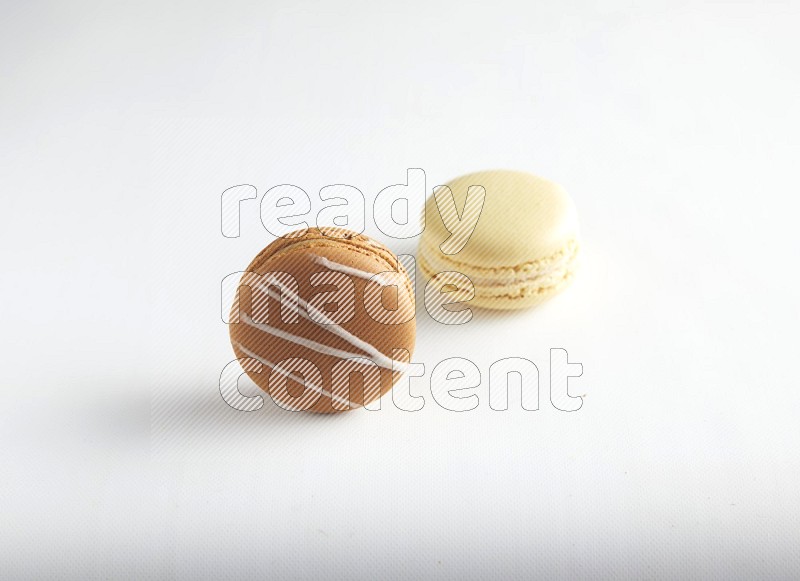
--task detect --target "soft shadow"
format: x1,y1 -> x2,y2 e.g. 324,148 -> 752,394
149,375 -> 356,454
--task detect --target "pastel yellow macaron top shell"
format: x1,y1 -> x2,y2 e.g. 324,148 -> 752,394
419,170 -> 580,310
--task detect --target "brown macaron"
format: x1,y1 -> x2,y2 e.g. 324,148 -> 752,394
229,227 -> 416,413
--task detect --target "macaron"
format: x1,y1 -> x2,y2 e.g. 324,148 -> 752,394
418,170 -> 580,310
229,227 -> 416,413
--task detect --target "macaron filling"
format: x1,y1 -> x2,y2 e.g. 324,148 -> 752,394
419,238 -> 578,298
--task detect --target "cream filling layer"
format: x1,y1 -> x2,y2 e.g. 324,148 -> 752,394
418,239 -> 578,291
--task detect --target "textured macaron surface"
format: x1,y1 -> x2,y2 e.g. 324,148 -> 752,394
419,170 -> 580,309
229,228 -> 416,413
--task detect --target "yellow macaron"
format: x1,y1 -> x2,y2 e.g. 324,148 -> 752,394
418,169 -> 580,310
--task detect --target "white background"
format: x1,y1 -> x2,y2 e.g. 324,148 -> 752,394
2,0 -> 799,578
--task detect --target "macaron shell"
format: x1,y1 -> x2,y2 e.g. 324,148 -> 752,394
422,170 -> 579,269
230,229 -> 416,413
248,226 -> 407,286
419,170 -> 580,310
